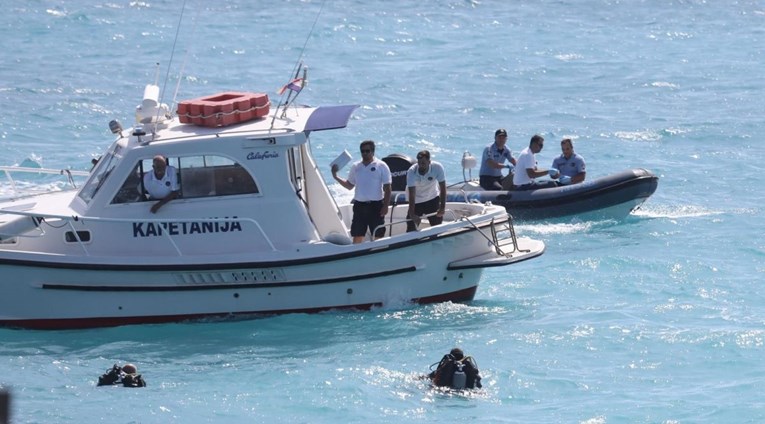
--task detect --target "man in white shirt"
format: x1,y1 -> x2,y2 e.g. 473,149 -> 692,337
512,135 -> 559,190
332,140 -> 392,243
405,150 -> 446,232
143,155 -> 179,213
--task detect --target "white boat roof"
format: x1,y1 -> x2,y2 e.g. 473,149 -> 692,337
138,103 -> 359,145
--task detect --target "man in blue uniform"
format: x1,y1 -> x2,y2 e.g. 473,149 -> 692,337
551,138 -> 586,185
478,128 -> 516,190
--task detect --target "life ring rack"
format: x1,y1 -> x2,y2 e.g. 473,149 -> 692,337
177,92 -> 270,127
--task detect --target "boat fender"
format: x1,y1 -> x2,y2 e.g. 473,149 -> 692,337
323,231 -> 352,245
382,154 -> 415,192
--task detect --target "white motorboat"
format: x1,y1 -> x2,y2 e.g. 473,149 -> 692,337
0,85 -> 544,329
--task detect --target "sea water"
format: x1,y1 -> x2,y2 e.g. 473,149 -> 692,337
1,1 -> 764,422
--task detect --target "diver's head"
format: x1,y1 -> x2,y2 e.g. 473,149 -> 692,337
449,348 -> 464,360
122,363 -> 137,374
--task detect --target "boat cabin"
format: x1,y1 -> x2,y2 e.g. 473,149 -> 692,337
1,88 -> 358,257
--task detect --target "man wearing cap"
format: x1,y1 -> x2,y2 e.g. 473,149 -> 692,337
479,128 -> 516,190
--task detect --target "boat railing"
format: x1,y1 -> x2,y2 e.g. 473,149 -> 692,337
377,205 -> 528,257
0,166 -> 90,198
372,200 -> 508,241
373,209 -> 464,238
0,210 -> 276,256
461,214 -> 529,256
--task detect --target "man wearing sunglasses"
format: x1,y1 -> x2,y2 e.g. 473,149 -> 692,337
512,134 -> 560,191
332,140 -> 392,243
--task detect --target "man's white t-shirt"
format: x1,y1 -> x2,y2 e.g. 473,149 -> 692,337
143,166 -> 179,199
512,147 -> 537,187
406,161 -> 445,204
347,159 -> 392,202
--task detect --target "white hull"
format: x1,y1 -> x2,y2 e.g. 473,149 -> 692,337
0,216 -> 543,329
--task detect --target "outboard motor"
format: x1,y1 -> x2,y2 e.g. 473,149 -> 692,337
382,153 -> 415,192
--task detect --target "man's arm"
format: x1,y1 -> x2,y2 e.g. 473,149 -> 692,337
437,181 -> 446,216
407,186 -> 417,217
506,150 -> 517,167
332,164 -> 355,190
526,168 -> 550,179
487,157 -> 510,170
484,147 -> 507,170
571,158 -> 586,183
380,183 -> 391,217
150,190 -> 179,214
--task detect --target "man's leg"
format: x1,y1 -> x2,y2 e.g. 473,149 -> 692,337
370,201 -> 386,240
350,202 -> 368,243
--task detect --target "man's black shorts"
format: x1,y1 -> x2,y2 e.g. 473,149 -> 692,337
351,200 -> 385,238
479,175 -> 503,190
406,196 -> 443,232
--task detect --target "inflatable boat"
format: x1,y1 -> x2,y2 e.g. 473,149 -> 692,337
385,154 -> 659,221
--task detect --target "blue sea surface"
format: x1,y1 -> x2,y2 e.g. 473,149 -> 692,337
1,1 -> 764,422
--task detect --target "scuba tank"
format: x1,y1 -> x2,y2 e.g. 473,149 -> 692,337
452,362 -> 466,389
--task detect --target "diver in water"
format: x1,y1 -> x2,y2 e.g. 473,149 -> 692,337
428,347 -> 482,389
97,363 -> 146,388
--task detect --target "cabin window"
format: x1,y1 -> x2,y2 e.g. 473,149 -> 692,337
111,162 -> 145,204
78,146 -> 122,204
65,231 -> 91,243
110,155 -> 258,204
179,155 -> 259,198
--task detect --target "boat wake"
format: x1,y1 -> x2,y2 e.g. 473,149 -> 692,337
515,221 -> 599,236
632,204 -> 726,219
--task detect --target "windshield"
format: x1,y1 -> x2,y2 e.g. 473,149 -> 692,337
78,145 -> 122,204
